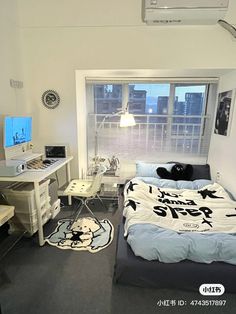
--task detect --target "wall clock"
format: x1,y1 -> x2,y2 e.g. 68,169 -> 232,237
42,90 -> 60,109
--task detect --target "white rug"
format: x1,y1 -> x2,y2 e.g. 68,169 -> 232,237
46,217 -> 114,253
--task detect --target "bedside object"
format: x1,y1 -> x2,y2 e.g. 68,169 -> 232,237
107,156 -> 119,175
42,90 -> 60,109
100,183 -> 118,198
100,182 -> 118,213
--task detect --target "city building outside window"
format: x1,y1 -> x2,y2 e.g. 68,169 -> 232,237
86,82 -> 212,165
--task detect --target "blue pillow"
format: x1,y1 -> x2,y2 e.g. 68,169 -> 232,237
177,179 -> 212,190
135,177 -> 212,190
136,162 -> 174,178
136,177 -> 177,188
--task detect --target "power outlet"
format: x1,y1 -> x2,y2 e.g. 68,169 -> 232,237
216,171 -> 221,183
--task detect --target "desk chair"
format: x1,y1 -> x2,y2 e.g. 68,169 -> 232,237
64,165 -> 107,231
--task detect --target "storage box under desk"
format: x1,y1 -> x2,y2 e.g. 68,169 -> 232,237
9,207 -> 51,235
2,180 -> 50,215
2,180 -> 51,235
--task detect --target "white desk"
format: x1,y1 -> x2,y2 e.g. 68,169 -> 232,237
0,156 -> 73,246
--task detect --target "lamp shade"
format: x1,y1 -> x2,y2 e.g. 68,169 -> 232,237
119,112 -> 136,127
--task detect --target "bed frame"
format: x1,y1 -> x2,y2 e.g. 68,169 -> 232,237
113,219 -> 236,293
114,170 -> 236,293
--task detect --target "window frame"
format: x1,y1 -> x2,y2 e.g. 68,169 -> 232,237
76,70 -> 218,178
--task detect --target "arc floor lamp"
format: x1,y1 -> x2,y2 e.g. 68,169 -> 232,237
94,104 -> 136,164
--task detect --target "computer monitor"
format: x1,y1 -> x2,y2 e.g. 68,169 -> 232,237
4,116 -> 32,148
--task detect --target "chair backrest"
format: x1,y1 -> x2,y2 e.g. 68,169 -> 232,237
90,164 -> 107,195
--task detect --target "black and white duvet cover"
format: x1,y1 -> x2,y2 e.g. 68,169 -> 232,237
123,179 -> 236,264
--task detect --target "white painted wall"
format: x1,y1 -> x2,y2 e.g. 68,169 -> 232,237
0,0 -> 27,159
0,0 -> 26,115
208,70 -> 236,197
17,0 -> 236,177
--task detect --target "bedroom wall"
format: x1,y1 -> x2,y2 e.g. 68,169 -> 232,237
17,0 -> 236,176
0,0 -> 26,115
208,70 -> 236,197
0,0 -> 27,159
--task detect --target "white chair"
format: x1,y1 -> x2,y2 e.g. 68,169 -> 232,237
64,165 -> 107,231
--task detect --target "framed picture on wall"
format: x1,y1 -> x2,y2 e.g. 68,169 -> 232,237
214,89 -> 235,136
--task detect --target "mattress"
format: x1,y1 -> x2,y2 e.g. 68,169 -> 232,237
113,220 -> 236,292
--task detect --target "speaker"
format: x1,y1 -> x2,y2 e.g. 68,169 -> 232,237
45,145 -> 67,158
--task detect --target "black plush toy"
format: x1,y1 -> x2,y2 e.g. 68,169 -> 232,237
156,163 -> 193,181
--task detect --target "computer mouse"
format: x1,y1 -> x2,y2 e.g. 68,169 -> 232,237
42,159 -> 51,164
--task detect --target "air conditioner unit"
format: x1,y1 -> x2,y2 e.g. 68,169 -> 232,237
142,0 -> 229,25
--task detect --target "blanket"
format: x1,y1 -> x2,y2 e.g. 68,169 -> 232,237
123,179 -> 236,236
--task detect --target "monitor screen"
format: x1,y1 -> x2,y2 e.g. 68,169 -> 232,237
4,116 -> 32,148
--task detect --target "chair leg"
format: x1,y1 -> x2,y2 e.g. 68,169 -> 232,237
69,199 -> 85,229
70,197 -> 105,232
97,194 -> 109,211
84,199 -> 106,231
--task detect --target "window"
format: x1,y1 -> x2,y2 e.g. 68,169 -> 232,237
94,84 -> 122,114
86,81 -> 213,164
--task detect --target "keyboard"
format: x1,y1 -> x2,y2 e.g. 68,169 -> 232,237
26,159 -> 59,171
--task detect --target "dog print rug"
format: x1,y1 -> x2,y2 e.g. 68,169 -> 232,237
45,217 -> 114,253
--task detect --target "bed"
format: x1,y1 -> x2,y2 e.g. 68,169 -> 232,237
113,162 -> 236,292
